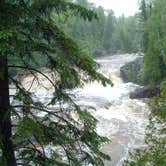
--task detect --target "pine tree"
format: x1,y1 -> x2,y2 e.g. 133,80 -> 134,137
141,0 -> 166,85
0,0 -> 112,165
103,10 -> 115,53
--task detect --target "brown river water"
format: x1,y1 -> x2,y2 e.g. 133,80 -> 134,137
10,54 -> 149,166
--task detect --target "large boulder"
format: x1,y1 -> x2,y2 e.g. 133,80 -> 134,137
120,57 -> 144,85
130,86 -> 160,99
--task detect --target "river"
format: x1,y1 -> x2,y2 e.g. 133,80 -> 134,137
10,54 -> 149,166
73,54 -> 149,165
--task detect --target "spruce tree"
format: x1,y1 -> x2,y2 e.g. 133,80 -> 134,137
0,0 -> 112,165
141,0 -> 166,85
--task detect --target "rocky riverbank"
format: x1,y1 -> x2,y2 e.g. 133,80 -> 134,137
120,56 -> 160,99
120,56 -> 143,86
130,86 -> 160,99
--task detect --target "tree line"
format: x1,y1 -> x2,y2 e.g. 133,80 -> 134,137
49,0 -> 141,57
66,0 -> 141,56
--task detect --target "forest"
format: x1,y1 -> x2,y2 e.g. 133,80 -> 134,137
0,0 -> 165,165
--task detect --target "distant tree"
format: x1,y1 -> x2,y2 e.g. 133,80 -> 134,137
141,0 -> 166,84
0,0 -> 112,165
64,1 -> 140,56
68,4 -> 107,55
90,6 -> 106,50
103,10 -> 115,53
111,15 -> 140,54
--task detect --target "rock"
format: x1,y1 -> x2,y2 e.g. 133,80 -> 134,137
93,49 -> 107,57
130,86 -> 160,99
120,57 -> 144,85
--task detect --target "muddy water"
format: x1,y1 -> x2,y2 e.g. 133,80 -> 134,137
10,54 -> 149,166
74,54 -> 149,165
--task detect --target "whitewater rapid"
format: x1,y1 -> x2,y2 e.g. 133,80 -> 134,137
10,54 -> 149,166
73,54 -> 149,166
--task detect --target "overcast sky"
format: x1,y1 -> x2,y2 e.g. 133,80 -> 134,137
89,0 -> 140,17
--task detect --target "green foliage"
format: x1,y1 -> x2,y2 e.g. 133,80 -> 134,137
124,81 -> 166,166
124,1 -> 166,165
141,0 -> 166,85
111,15 -> 141,54
152,80 -> 166,120
103,10 -> 115,53
0,0 -> 112,165
64,0 -> 141,56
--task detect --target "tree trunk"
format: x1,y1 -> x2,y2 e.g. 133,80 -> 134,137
0,55 -> 16,165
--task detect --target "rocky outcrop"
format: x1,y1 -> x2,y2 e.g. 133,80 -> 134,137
130,86 -> 160,99
120,57 -> 144,85
120,56 -> 161,99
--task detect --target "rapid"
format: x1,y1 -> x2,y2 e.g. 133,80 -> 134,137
10,54 -> 149,166
73,54 -> 149,165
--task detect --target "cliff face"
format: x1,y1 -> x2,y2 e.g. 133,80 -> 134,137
120,57 -> 161,99
120,57 -> 144,86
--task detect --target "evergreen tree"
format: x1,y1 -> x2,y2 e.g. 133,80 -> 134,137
141,0 -> 166,85
103,10 -> 115,53
124,0 -> 166,165
65,1 -> 140,56
111,15 -> 140,54
0,0 -> 112,165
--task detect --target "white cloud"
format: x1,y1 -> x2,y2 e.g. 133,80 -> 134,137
89,0 -> 139,17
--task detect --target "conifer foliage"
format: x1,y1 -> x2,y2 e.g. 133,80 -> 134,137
141,0 -> 166,85
124,0 -> 166,165
0,0 -> 112,165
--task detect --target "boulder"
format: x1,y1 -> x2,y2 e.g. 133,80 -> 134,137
130,86 -> 160,99
120,57 -> 144,85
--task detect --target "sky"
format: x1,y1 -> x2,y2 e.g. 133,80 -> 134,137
89,0 -> 140,17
